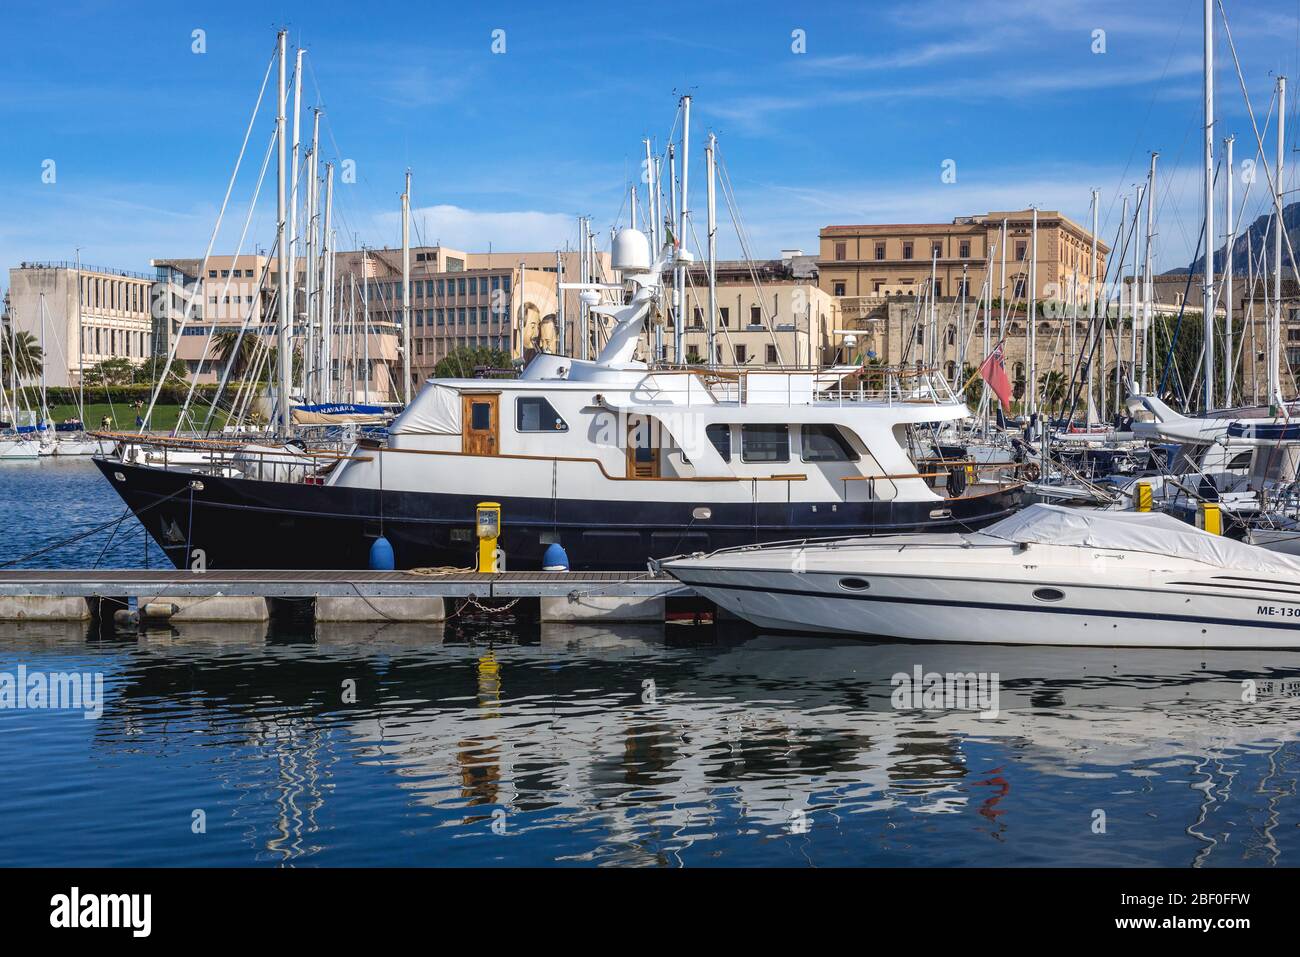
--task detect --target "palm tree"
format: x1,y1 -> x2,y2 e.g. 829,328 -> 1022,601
1,330 -> 44,383
211,329 -> 258,379
1038,370 -> 1068,414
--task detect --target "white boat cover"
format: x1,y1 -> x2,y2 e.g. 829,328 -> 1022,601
391,383 -> 461,435
977,503 -> 1300,576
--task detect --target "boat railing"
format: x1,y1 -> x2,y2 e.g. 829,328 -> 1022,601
648,366 -> 962,408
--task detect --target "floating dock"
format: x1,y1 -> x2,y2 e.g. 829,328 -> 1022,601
0,569 -> 693,624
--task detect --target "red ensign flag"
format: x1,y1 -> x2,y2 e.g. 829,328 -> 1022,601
979,342 -> 1012,411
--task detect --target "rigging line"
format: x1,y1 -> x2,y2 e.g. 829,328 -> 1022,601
143,44 -> 277,435
714,150 -> 786,363
202,248 -> 280,434
178,127 -> 280,432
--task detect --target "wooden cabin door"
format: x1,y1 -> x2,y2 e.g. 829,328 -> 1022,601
462,394 -> 499,455
625,415 -> 660,478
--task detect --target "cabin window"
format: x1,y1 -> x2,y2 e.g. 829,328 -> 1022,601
801,424 -> 858,462
741,424 -> 789,463
469,402 -> 492,430
706,424 -> 731,462
516,396 -> 568,432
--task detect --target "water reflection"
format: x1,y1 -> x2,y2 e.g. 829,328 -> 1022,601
1,619 -> 1298,867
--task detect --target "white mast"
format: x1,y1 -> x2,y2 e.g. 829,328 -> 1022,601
677,94 -> 691,365
75,247 -> 84,422
1028,207 -> 1038,417
1089,190 -> 1099,419
1130,187 -> 1141,389
1202,0 -> 1216,412
1116,195 -> 1127,413
1222,138 -> 1233,404
667,144 -> 679,364
401,168 -> 412,406
305,109 -> 320,403
321,162 -> 334,403
287,45 -> 303,393
1143,155 -> 1158,395
706,131 -> 717,369
555,249 -> 566,355
275,29 -> 291,436
1271,76 -> 1286,409
998,218 -> 1008,340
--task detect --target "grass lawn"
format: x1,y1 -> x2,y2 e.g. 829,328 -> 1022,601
45,403 -> 232,432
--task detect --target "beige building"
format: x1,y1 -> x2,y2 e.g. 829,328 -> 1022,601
819,210 -> 1110,307
645,254 -> 841,367
7,261 -> 156,388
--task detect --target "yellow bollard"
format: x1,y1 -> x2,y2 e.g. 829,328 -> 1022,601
1135,482 -> 1152,512
476,502 -> 501,572
1199,502 -> 1222,536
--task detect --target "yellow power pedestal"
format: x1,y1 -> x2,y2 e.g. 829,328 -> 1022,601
477,502 -> 501,572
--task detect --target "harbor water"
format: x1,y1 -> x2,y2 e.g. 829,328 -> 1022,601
2,459 -> 1299,866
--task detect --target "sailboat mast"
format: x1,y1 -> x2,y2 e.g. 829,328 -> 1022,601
287,46 -> 303,393
1144,154 -> 1158,395
1130,186 -> 1141,388
677,94 -> 691,366
275,29 -> 291,436
322,163 -> 335,403
402,169 -> 412,407
1223,138 -> 1233,404
305,109 -> 320,404
1272,76 -> 1286,408
1202,0 -> 1216,412
706,131 -> 717,369
1028,207 -> 1038,417
1089,190 -> 1098,417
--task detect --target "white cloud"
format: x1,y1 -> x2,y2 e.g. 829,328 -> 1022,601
381,205 -> 579,252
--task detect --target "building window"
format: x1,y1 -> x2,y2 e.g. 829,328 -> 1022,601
959,241 -> 970,258
875,242 -> 886,261
1014,278 -> 1027,298
734,344 -> 748,364
749,306 -> 762,325
741,424 -> 789,463
903,242 -> 914,260
693,308 -> 703,328
834,241 -> 847,261
719,307 -> 730,327
934,281 -> 942,297
932,242 -> 943,258
516,396 -> 568,432
833,281 -> 847,296
766,344 -> 778,364
801,424 -> 858,462
1016,241 -> 1027,261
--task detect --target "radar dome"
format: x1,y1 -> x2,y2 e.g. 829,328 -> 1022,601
611,227 -> 651,272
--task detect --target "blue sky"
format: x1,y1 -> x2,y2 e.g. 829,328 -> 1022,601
2,0 -> 1299,283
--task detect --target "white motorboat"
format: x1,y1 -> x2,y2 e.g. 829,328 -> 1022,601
661,503 -> 1300,648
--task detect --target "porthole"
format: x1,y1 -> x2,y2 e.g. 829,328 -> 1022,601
1033,587 -> 1065,602
839,577 -> 871,591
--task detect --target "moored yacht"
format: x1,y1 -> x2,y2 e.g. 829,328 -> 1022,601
661,503 -> 1300,648
94,228 -> 1022,570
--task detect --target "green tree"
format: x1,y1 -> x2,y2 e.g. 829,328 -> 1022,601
135,355 -> 188,385
1,330 -> 44,383
1038,370 -> 1068,413
433,345 -> 514,379
211,329 -> 258,379
83,357 -> 136,386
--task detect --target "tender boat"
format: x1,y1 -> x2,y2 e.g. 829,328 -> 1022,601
661,503 -> 1300,648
